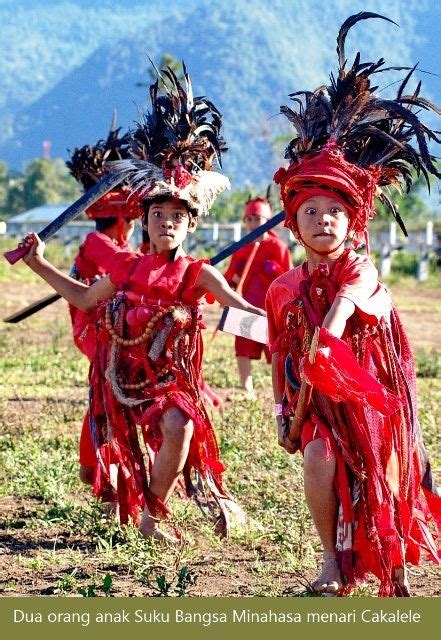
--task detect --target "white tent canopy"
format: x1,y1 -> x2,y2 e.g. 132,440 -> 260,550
5,203 -> 95,241
7,204 -> 72,225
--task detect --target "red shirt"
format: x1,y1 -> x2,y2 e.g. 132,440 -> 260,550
74,232 -> 130,280
108,252 -> 205,305
224,233 -> 291,308
266,249 -> 391,350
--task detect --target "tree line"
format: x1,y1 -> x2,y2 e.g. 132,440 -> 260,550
0,158 -> 82,220
0,156 -> 436,225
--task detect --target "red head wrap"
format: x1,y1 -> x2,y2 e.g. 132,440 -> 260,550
85,190 -> 141,220
243,198 -> 272,220
274,139 -> 381,248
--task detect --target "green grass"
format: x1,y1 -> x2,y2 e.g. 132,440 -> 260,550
0,267 -> 440,597
416,353 -> 441,379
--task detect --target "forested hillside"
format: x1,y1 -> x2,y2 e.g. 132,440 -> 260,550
0,0 -> 433,186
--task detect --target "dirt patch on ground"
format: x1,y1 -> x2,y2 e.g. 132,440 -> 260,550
391,283 -> 440,353
2,280 -> 66,322
1,494 -> 439,598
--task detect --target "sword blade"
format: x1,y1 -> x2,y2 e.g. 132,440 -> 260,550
218,306 -> 268,344
4,172 -> 125,265
4,293 -> 61,323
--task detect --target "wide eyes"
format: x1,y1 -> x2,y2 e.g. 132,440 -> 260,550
151,210 -> 186,221
303,206 -> 342,216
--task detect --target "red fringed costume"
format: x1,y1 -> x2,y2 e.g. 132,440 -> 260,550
267,250 -> 440,595
70,229 -> 132,469
89,251 -> 240,531
267,12 -> 441,595
66,127 -> 141,469
68,193 -> 139,469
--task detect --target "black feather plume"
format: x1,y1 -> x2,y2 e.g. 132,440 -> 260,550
66,114 -> 130,190
279,11 -> 441,229
129,62 -> 227,172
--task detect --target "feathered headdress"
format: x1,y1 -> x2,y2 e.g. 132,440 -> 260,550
109,63 -> 230,217
66,115 -> 140,219
274,12 -> 441,248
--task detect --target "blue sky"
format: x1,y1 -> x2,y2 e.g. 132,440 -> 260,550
392,1 -> 441,103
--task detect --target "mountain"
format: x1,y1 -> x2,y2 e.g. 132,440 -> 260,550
0,0 -> 435,187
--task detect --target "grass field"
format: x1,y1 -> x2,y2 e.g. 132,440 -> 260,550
0,246 -> 440,597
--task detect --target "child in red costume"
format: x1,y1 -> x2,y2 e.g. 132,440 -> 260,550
72,205 -> 137,482
267,14 -> 440,596
66,133 -> 140,486
69,201 -> 136,361
140,225 -> 223,410
19,67 -> 264,540
225,197 -> 291,396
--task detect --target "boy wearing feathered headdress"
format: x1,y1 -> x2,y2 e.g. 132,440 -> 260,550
267,13 -> 440,596
19,65 -> 264,541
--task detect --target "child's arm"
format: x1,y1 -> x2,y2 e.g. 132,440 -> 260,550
322,296 -> 355,339
196,263 -> 266,315
20,233 -> 116,312
323,254 -> 382,338
266,284 -> 297,454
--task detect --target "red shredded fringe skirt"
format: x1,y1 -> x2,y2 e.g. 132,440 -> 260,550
88,293 -> 242,535
277,296 -> 440,596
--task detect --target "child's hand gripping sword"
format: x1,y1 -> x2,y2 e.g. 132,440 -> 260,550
287,327 -> 320,443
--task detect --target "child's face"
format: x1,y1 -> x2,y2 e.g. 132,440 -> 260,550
243,214 -> 267,233
294,195 -> 350,255
146,198 -> 196,253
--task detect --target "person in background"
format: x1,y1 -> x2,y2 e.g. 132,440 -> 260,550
224,195 -> 291,398
65,128 -> 140,490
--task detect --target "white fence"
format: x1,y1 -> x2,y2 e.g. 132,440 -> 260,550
4,218 -> 439,281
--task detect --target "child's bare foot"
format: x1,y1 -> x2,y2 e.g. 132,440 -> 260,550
139,511 -> 178,544
393,566 -> 411,597
312,555 -> 342,596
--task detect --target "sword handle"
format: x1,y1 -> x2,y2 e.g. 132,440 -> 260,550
4,244 -> 30,265
288,381 -> 312,441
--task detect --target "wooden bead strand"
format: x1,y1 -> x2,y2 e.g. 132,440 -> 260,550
117,363 -> 170,390
105,302 -> 177,347
107,302 -> 179,391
